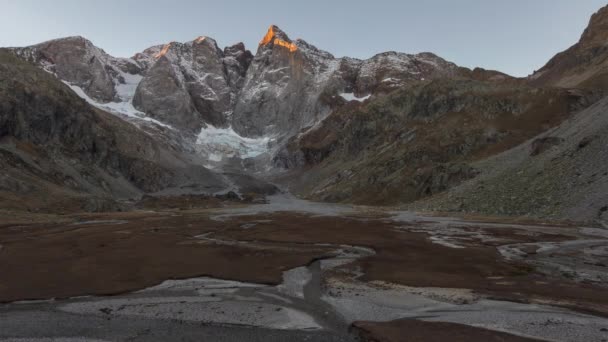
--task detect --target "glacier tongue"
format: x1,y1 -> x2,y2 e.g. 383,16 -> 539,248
195,125 -> 273,165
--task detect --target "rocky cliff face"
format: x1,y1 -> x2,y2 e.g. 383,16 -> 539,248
530,5 -> 608,94
11,26 -> 461,156
231,26 -> 340,139
0,49 -> 278,212
133,37 -> 253,133
232,26 -> 461,140
12,35 -> 255,135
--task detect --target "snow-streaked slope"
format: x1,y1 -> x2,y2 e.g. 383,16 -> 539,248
63,81 -> 174,129
12,29 -> 461,167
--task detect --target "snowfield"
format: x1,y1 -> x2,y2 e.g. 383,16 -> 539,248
339,92 -> 372,102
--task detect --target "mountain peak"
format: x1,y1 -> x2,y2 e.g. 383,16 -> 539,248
259,25 -> 297,52
28,35 -> 96,50
194,36 -> 208,44
260,25 -> 289,44
154,42 -> 175,59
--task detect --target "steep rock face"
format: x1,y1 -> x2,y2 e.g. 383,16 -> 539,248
11,36 -> 142,103
232,26 -> 461,140
0,49 -> 230,211
133,37 -> 237,132
223,42 -> 254,92
13,36 -> 256,137
132,45 -> 164,71
530,4 -> 608,93
232,26 -> 340,138
10,27 -> 474,167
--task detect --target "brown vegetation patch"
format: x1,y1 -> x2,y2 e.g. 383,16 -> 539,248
0,211 -> 607,317
352,319 -> 542,342
0,211 -> 331,302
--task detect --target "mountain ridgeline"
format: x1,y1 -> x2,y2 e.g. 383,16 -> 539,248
4,5 -> 608,223
10,25 -> 462,139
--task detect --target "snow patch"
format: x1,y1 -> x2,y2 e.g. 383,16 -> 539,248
339,92 -> 371,102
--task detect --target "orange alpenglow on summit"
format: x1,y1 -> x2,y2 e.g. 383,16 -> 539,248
273,39 -> 298,52
154,43 -> 172,59
260,26 -> 298,52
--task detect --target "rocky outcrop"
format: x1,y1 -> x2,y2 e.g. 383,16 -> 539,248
530,137 -> 564,156
231,26 -> 340,138
11,26 -> 464,159
529,4 -> 608,94
223,42 -> 254,92
348,51 -> 460,95
0,49 -> 232,212
280,79 -> 580,205
231,26 -> 461,140
11,36 -> 142,103
133,37 -> 248,132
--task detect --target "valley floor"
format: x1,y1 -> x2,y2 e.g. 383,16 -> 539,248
1,195 -> 608,341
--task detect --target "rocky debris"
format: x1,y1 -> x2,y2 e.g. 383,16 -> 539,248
530,137 -> 565,156
578,134 -> 598,150
136,194 -> 225,210
409,96 -> 608,223
82,197 -> 125,213
414,164 -> 480,197
215,191 -> 241,201
600,206 -> 608,226
222,172 -> 280,196
134,184 -> 274,210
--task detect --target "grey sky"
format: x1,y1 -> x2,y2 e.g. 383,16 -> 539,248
1,0 -> 605,76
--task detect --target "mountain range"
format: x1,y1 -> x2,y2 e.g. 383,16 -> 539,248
2,6 -> 608,224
